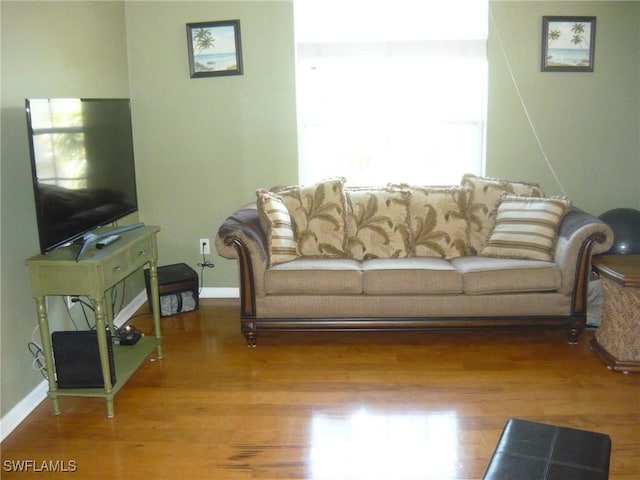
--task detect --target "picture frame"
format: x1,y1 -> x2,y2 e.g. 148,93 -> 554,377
542,16 -> 596,72
186,20 -> 243,78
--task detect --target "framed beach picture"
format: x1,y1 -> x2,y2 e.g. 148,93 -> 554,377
186,20 -> 243,78
542,16 -> 596,72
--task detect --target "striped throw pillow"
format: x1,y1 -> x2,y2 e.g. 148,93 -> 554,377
256,190 -> 299,266
480,195 -> 571,261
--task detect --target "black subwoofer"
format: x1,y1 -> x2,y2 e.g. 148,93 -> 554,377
52,330 -> 116,388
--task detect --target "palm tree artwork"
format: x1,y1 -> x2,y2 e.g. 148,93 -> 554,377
544,17 -> 595,68
543,17 -> 595,70
187,21 -> 242,77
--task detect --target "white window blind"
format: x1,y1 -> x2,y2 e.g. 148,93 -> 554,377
294,0 -> 488,186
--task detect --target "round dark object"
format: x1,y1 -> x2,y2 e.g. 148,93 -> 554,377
598,208 -> 640,254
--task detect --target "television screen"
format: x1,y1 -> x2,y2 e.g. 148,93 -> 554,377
26,98 -> 139,254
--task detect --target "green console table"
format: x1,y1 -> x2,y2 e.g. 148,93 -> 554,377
26,225 -> 163,417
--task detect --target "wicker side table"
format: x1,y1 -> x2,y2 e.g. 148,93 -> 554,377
591,255 -> 640,374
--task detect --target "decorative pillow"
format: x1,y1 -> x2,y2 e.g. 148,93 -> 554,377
462,174 -> 545,254
345,187 -> 411,260
396,185 -> 472,259
256,190 -> 299,266
272,178 -> 348,257
480,195 -> 571,261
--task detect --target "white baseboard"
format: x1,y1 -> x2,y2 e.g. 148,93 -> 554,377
114,290 -> 148,327
0,287 -> 238,441
0,380 -> 48,442
199,287 -> 239,298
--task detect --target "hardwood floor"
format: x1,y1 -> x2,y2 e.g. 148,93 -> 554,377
2,299 -> 639,479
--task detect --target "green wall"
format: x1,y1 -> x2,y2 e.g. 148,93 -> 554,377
488,1 -> 640,214
124,1 -> 298,287
1,0 -> 638,423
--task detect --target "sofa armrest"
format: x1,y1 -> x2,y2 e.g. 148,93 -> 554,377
554,207 -> 613,310
215,204 -> 267,261
215,204 -> 269,311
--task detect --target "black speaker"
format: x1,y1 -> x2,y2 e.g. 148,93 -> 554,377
51,330 -> 116,388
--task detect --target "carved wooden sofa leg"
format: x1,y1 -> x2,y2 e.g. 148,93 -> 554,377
568,328 -> 581,345
567,314 -> 587,344
241,319 -> 257,347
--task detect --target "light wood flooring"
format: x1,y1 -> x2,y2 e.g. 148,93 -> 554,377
2,299 -> 639,479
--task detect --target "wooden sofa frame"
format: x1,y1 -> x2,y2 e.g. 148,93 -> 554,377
222,212 -> 609,346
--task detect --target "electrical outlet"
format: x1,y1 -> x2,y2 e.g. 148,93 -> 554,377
199,238 -> 211,255
65,295 -> 78,309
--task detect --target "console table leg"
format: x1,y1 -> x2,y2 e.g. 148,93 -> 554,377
148,258 -> 163,359
93,297 -> 115,417
106,396 -> 115,418
35,296 -> 60,415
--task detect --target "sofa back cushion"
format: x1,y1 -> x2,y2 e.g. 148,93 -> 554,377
399,185 -> 471,259
273,178 -> 348,257
462,174 -> 545,254
345,187 -> 411,260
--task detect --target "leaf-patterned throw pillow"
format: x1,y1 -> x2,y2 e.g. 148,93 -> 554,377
256,190 -> 299,266
273,178 -> 348,257
345,187 -> 411,260
393,185 -> 471,259
462,174 -> 545,254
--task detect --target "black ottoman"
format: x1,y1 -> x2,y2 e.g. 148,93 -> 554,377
483,418 -> 611,480
144,263 -> 199,316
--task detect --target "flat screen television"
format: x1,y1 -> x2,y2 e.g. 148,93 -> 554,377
26,98 -> 139,255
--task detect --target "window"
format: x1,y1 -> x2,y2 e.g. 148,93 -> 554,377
294,0 -> 488,186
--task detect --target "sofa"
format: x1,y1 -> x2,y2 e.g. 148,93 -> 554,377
215,175 -> 613,346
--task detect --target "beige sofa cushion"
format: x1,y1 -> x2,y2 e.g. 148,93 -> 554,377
256,190 -> 299,266
451,256 -> 561,294
480,195 -> 572,261
362,258 -> 463,294
398,185 -> 471,259
265,258 -> 362,294
274,178 -> 348,257
345,187 -> 411,260
462,174 -> 545,254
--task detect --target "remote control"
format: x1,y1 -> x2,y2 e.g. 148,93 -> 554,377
96,234 -> 121,249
